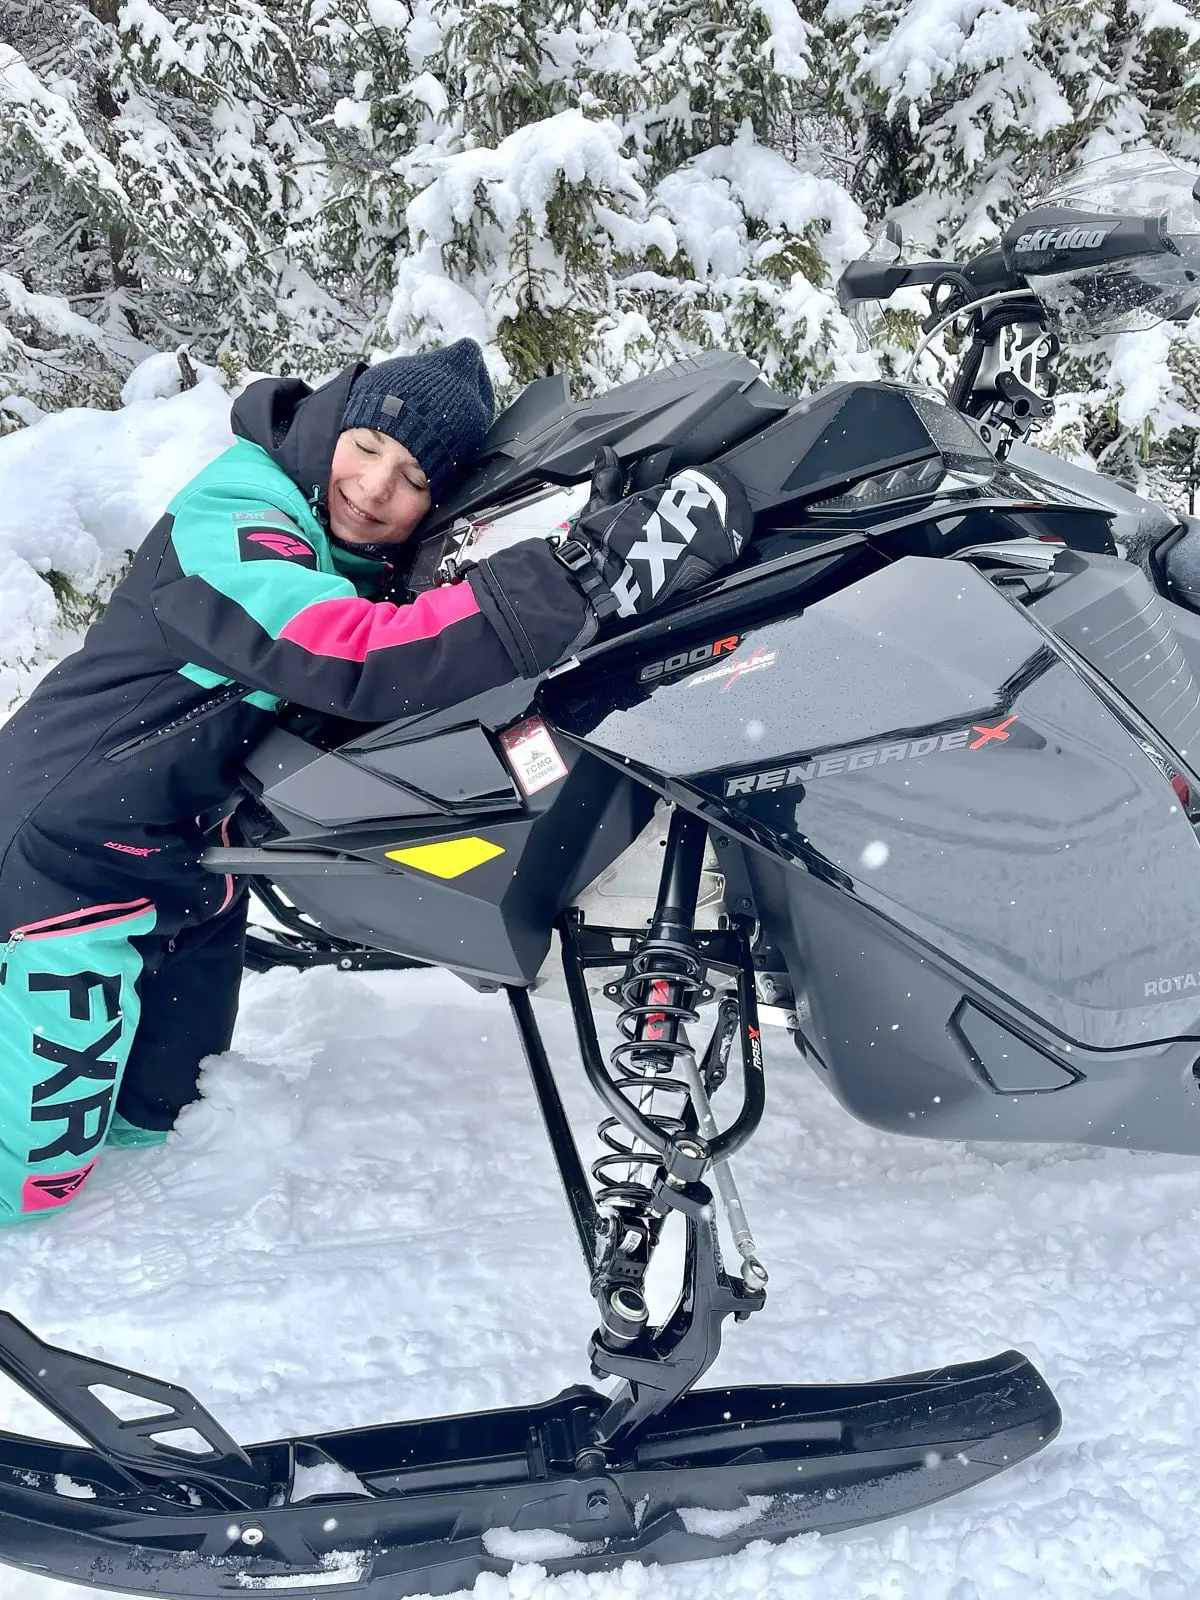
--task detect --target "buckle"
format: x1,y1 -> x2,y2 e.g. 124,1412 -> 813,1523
551,535 -> 595,574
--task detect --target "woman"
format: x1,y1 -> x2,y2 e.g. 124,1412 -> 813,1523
0,340 -> 750,1222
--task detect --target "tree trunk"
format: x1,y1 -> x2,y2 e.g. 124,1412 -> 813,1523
86,2 -> 144,332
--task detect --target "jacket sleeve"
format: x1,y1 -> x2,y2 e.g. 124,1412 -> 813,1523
150,477 -> 591,723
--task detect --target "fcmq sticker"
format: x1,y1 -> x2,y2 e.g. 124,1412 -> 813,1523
500,717 -> 569,796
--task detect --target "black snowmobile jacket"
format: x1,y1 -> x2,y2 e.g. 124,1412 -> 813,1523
0,364 -> 591,921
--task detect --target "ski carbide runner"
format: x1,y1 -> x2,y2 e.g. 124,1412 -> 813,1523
0,1314 -> 1059,1598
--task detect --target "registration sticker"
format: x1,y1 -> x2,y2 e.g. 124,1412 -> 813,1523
500,717 -> 569,796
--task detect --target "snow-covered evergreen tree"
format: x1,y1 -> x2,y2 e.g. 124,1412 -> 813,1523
351,0 -> 659,392
368,0 -> 870,397
589,0 -> 870,393
1,0 -> 1198,502
0,0 -> 349,425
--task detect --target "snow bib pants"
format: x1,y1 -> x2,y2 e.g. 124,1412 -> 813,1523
0,824 -> 246,1222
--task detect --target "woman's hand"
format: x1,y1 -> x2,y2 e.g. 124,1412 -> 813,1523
552,452 -> 753,623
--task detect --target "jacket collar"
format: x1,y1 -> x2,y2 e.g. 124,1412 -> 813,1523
328,538 -> 390,581
230,363 -> 366,529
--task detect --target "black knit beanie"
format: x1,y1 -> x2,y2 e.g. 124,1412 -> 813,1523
339,339 -> 495,504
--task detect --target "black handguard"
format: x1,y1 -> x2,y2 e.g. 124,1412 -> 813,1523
552,452 -> 753,627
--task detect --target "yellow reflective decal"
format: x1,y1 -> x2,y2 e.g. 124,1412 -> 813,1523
385,837 -> 505,879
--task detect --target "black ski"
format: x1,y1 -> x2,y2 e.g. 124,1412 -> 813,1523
0,1315 -> 1058,1598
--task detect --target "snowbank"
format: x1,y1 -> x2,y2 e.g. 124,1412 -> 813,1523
0,355 -> 234,698
4,964 -> 1200,1600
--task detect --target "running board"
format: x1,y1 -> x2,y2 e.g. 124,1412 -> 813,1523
0,1315 -> 1059,1597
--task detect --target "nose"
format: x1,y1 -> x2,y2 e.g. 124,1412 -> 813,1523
356,457 -> 393,505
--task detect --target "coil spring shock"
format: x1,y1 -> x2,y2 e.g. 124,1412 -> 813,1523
591,939 -> 705,1214
588,810 -> 714,1345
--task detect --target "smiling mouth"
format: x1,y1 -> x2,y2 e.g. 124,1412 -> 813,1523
338,487 -> 383,526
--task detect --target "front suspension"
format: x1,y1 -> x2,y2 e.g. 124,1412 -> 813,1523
513,807 -> 769,1459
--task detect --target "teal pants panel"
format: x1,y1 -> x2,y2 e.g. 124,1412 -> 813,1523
0,900 -> 157,1220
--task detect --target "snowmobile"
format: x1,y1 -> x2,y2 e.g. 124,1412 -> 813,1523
1,149 -> 1198,1597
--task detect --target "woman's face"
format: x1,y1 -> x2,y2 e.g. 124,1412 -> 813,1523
327,429 -> 432,546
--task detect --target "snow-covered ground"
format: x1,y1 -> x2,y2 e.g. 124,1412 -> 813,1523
4,361 -> 1200,1600
3,966 -> 1200,1600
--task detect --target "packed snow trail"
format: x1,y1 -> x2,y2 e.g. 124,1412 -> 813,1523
0,962 -> 1197,1599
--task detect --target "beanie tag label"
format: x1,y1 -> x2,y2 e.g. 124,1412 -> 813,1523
380,394 -> 405,418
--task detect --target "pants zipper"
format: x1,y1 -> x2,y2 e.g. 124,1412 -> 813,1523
0,900 -> 155,985
0,930 -> 23,986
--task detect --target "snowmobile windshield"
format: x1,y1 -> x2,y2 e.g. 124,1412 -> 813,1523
1022,151 -> 1200,336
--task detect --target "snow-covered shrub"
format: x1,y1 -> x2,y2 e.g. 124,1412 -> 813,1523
0,356 -> 233,692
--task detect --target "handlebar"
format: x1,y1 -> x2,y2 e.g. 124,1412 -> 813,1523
836,249 -> 1016,316
834,201 -> 1194,456
838,206 -> 1181,323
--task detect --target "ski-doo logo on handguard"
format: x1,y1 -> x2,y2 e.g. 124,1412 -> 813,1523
638,635 -> 741,683
724,715 -> 1019,797
1013,225 -> 1113,255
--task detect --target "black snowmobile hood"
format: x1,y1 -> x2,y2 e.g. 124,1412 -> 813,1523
231,362 -> 366,519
